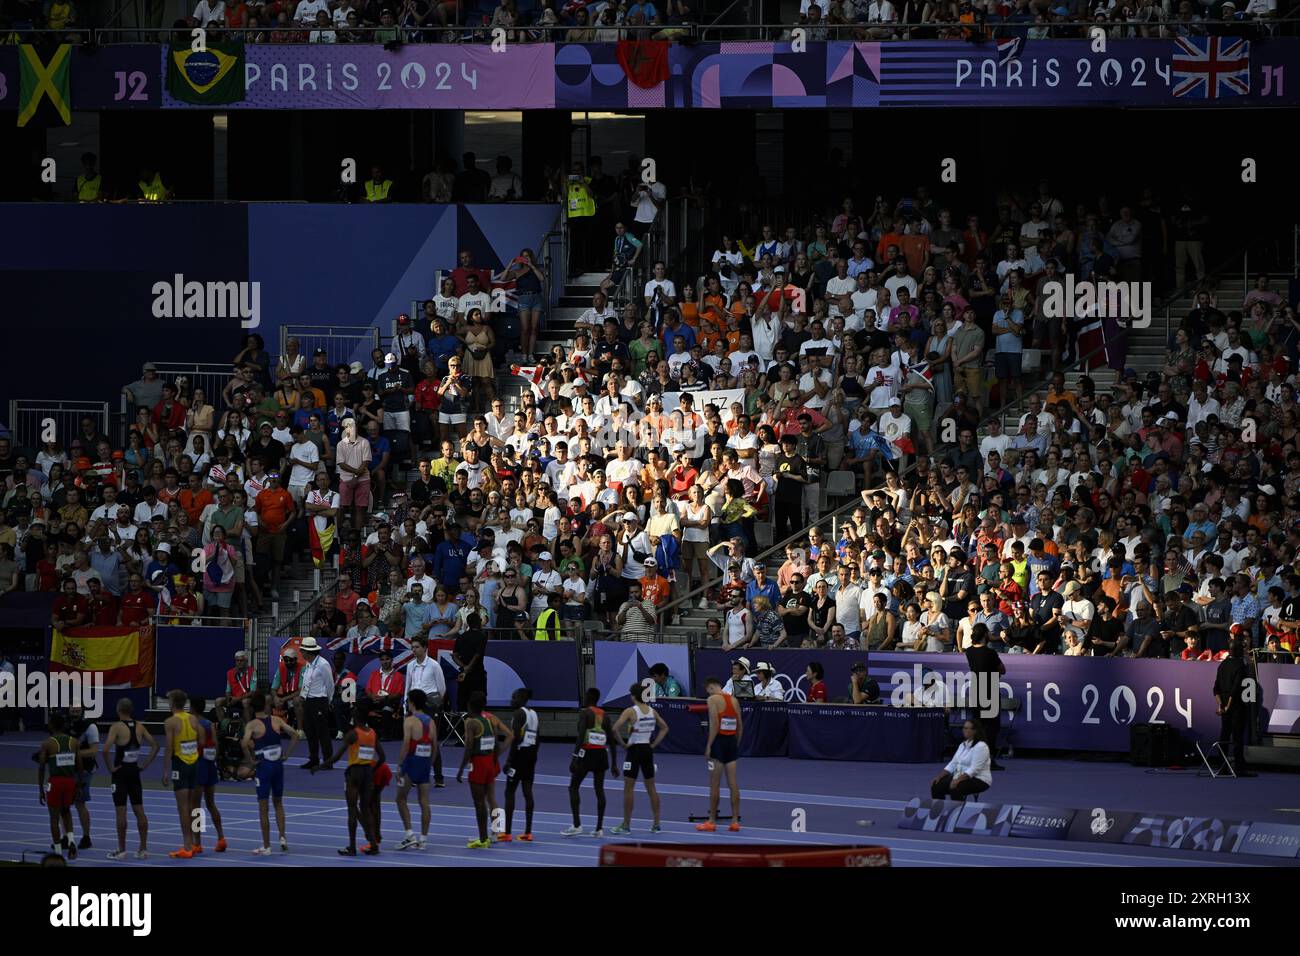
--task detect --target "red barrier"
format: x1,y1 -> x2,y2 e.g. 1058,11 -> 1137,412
599,843 -> 891,867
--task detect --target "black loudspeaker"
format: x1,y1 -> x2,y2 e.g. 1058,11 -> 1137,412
1130,723 -> 1185,766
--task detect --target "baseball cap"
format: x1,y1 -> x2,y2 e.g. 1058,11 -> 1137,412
397,313 -> 411,326
384,352 -> 398,365
539,551 -> 553,561
314,347 -> 327,356
349,361 -> 363,375
142,362 -> 157,372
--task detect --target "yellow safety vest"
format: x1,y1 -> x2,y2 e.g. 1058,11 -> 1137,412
364,179 -> 393,202
138,175 -> 167,202
76,174 -> 101,202
534,607 -> 561,642
567,177 -> 595,218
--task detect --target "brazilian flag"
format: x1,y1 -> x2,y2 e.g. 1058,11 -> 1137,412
18,44 -> 71,127
167,42 -> 246,105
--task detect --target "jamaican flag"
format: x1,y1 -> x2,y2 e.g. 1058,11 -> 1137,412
167,42 -> 246,105
18,44 -> 71,127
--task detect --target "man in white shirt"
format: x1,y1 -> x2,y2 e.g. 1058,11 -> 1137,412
996,244 -> 1028,282
878,397 -> 912,452
616,515 -> 653,581
882,258 -> 918,307
529,552 -> 563,619
799,322 -> 839,369
456,274 -> 493,324
1187,381 -> 1221,430
979,418 -> 1011,463
1017,394 -> 1055,437
727,333 -> 759,371
751,663 -> 785,701
711,238 -> 744,269
193,0 -> 226,25
797,356 -> 833,411
823,260 -> 855,318
643,260 -> 677,310
575,291 -> 617,336
727,418 -> 762,461
865,351 -> 899,410
292,0 -> 328,23
332,0 -> 356,24
406,557 -> 438,604
286,426 -> 321,504
851,272 -> 882,326
297,637 -> 336,770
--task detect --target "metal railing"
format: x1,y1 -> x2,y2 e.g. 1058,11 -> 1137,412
279,325 -> 380,370
7,399 -> 111,453
8,18 -> 1291,44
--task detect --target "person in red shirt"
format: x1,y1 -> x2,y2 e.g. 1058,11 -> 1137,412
992,562 -> 1024,616
805,661 -> 827,703
1180,633 -> 1220,662
640,558 -> 672,610
167,575 -> 201,622
365,649 -> 406,717
118,574 -> 154,627
85,578 -> 119,626
179,472 -> 214,527
51,578 -> 89,629
151,383 -> 187,431
335,573 -> 360,623
255,472 -> 296,599
450,250 -> 492,296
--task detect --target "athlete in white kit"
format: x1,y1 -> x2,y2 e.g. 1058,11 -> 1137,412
500,687 -> 540,842
609,682 -> 669,834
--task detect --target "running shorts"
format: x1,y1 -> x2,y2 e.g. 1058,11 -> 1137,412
622,743 -> 655,780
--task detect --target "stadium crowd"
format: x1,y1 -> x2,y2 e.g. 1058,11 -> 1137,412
1,0 -> 1283,44
1,179 -> 1298,668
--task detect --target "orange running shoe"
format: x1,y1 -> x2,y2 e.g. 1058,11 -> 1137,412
518,833 -> 534,842
191,843 -> 203,855
215,838 -> 228,853
168,848 -> 194,859
728,822 -> 741,832
695,821 -> 717,832
498,833 -> 514,843
361,843 -> 374,852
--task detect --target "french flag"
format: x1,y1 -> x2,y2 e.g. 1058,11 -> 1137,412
997,36 -> 1022,66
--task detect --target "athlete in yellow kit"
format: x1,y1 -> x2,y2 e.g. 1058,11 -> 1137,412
162,689 -> 202,859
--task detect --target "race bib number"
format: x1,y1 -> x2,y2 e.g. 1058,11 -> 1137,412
357,746 -> 376,762
622,761 -> 632,772
202,747 -> 217,762
258,745 -> 282,762
122,750 -> 139,764
110,783 -> 117,794
586,731 -> 607,747
720,717 -> 737,732
171,770 -> 180,781
180,740 -> 198,757
54,752 -> 76,768
415,743 -> 432,757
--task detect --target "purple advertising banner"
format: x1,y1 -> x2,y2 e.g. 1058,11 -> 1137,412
159,43 -> 555,109
1258,662 -> 1300,734
695,648 -> 1224,752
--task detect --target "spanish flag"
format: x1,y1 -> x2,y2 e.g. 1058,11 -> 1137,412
167,42 -> 246,105
50,625 -> 154,689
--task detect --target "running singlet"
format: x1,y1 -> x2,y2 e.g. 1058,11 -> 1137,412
517,707 -> 539,749
254,718 -> 282,762
348,727 -> 378,766
173,713 -> 199,764
414,713 -> 434,758
628,704 -> 656,745
716,694 -> 738,735
582,707 -> 607,750
47,734 -> 77,775
114,722 -> 141,768
475,716 -> 496,756
199,717 -> 217,762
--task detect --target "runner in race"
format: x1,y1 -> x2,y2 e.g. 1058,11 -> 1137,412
456,690 -> 513,850
318,705 -> 385,856
241,691 -> 298,855
609,682 -> 668,834
499,687 -> 539,843
100,698 -> 159,860
697,676 -> 743,833
189,696 -> 228,854
37,712 -> 93,860
395,689 -> 437,850
162,689 -> 203,859
561,687 -> 619,837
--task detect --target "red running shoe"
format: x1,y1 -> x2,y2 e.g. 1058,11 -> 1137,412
695,821 -> 717,832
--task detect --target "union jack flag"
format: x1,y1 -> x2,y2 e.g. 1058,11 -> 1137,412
1171,37 -> 1250,99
